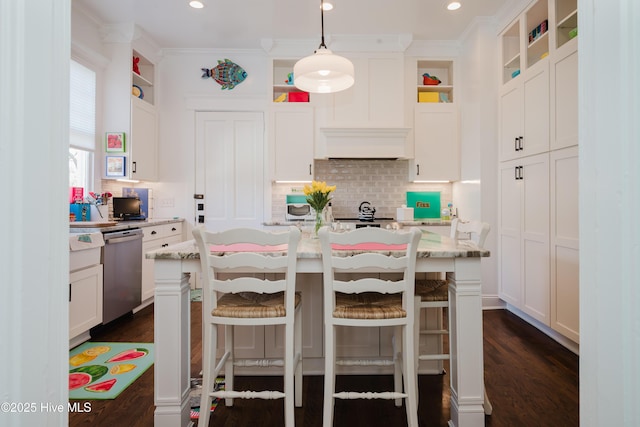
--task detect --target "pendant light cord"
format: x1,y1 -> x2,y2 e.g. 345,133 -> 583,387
319,0 -> 327,49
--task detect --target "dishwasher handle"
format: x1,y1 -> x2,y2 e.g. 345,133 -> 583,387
103,229 -> 143,244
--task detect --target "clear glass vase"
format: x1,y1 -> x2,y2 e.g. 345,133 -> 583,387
314,208 -> 324,237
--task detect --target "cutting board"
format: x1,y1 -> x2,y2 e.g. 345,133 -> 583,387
406,192 -> 441,219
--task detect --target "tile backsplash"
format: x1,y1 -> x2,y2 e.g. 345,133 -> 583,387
271,159 -> 452,220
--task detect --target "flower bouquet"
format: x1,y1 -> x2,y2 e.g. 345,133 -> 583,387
303,181 -> 336,236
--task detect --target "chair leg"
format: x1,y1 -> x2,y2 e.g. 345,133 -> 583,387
199,322 -> 216,427
413,297 -> 421,404
403,324 -> 419,427
393,325 -> 403,407
224,325 -> 234,407
284,320 -> 295,427
323,324 -> 336,427
294,306 -> 303,408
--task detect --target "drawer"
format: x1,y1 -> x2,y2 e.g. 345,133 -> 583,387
142,222 -> 183,242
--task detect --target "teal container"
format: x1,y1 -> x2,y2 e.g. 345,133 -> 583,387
70,203 -> 91,221
406,192 -> 441,219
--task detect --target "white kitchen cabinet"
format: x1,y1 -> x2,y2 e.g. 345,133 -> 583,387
69,232 -> 104,347
265,273 -> 324,359
322,54 -> 405,128
410,103 -> 460,181
499,59 -> 549,162
550,146 -> 579,342
271,105 -> 314,182
130,96 -> 158,181
499,153 -> 550,325
140,222 -> 184,304
69,265 -> 103,344
550,40 -> 578,150
102,30 -> 159,181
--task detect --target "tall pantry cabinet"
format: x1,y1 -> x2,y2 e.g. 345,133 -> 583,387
498,0 -> 579,345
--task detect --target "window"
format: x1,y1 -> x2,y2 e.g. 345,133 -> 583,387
69,59 -> 96,191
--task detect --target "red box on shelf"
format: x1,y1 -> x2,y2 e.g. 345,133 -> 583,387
288,91 -> 309,102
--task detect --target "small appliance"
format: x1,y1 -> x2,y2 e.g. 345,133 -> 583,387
112,197 -> 146,221
285,194 -> 314,221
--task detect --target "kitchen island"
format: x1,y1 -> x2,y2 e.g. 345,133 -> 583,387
147,229 -> 489,427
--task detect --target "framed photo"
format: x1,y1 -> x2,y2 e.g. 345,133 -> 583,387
105,156 -> 126,178
105,132 -> 126,153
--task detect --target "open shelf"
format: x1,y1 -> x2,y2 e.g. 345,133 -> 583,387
132,50 -> 154,105
273,59 -> 310,103
416,60 -> 453,103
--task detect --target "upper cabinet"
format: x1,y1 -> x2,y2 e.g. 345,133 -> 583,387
319,53 -> 405,128
407,58 -> 460,181
102,26 -> 160,181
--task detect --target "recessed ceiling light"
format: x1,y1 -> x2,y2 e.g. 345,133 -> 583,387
189,0 -> 204,8
447,1 -> 461,11
322,2 -> 334,11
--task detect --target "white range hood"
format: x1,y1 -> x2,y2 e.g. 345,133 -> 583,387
318,127 -> 411,159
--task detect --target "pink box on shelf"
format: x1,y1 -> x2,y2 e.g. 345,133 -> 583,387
288,91 -> 309,102
69,187 -> 84,203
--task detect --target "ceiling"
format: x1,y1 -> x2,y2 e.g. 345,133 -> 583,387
74,0 -> 512,50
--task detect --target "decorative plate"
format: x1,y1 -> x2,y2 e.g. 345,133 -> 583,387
132,84 -> 144,99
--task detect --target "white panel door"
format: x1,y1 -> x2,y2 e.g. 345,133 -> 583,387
521,153 -> 550,324
550,146 -> 579,342
522,60 -> 550,157
498,159 -> 522,306
195,112 -> 265,231
551,45 -> 578,150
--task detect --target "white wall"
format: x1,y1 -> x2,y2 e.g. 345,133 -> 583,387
579,0 -> 640,425
0,1 -> 71,426
457,19 -> 501,307
154,49 -> 270,234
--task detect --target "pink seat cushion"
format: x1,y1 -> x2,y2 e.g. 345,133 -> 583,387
331,243 -> 407,251
209,243 -> 288,252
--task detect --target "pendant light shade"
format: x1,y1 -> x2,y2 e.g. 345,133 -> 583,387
293,0 -> 354,94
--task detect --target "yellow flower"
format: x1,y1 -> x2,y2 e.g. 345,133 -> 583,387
303,180 -> 336,212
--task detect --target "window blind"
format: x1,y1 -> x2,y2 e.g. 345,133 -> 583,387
69,60 -> 96,150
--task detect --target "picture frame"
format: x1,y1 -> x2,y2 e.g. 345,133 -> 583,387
105,155 -> 126,177
105,132 -> 126,153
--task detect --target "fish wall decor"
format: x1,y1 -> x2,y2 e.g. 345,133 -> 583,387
201,59 -> 247,90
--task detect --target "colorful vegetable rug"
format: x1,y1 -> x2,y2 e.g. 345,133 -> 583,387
68,342 -> 154,400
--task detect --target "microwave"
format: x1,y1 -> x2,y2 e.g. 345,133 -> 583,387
285,194 -> 314,221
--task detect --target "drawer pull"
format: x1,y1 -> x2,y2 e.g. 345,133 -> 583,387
151,230 -> 157,235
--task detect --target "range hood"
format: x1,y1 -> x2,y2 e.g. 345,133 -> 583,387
319,127 -> 411,159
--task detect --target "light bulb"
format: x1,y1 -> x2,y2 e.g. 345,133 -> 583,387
189,0 -> 204,9
447,2 -> 461,11
318,70 -> 330,76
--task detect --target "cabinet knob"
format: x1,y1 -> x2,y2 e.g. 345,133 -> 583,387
151,230 -> 157,235
171,227 -> 176,232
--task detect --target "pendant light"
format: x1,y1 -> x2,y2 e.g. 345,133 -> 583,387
293,0 -> 354,94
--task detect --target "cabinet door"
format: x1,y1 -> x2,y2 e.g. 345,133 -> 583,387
410,104 -> 460,181
498,153 -> 549,322
522,61 -> 550,157
520,153 -> 550,324
498,159 -> 522,305
131,97 -> 158,181
550,44 -> 578,150
499,81 -> 524,162
69,265 -> 103,339
272,106 -> 314,182
550,147 -> 579,342
328,55 -> 404,128
499,61 -> 549,161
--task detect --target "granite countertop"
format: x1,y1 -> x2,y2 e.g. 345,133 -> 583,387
264,219 -> 451,227
146,229 -> 489,261
69,218 -> 184,234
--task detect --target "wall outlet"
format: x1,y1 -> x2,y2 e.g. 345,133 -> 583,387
158,197 -> 174,207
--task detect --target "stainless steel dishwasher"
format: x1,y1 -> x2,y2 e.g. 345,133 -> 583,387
102,228 -> 143,324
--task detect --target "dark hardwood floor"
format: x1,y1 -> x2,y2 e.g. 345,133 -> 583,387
69,303 -> 578,427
